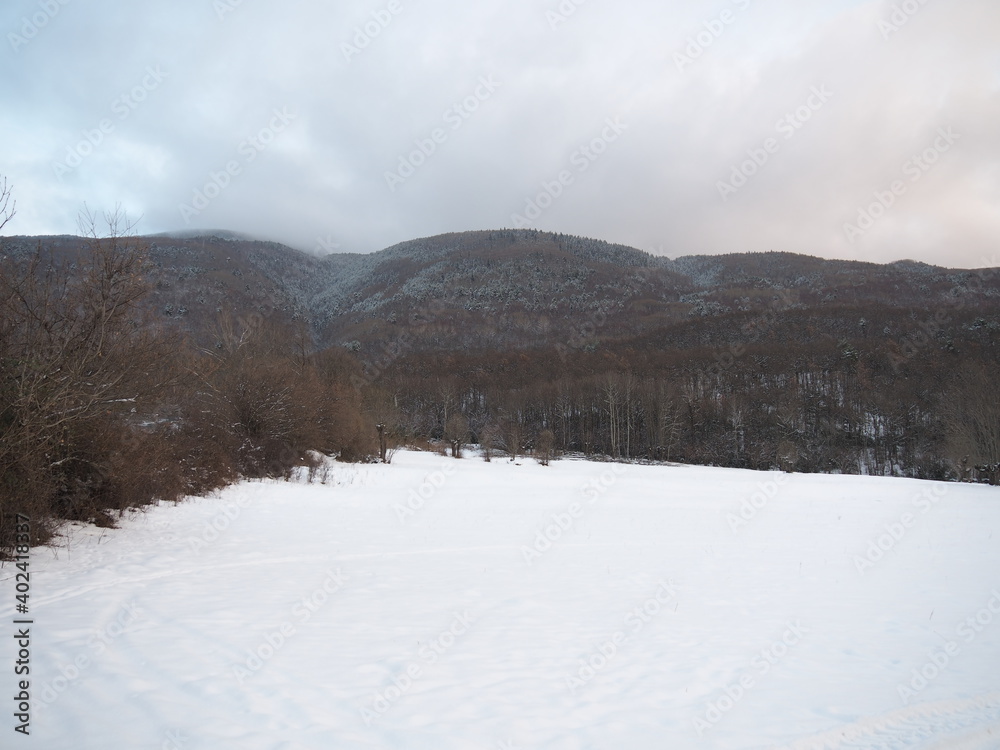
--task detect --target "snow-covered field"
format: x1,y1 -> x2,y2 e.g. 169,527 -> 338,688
3,450 -> 1000,749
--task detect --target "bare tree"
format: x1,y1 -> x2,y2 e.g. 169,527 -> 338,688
0,176 -> 14,232
604,373 -> 622,458
622,372 -> 636,458
945,363 -> 1000,484
479,422 -> 500,462
363,386 -> 404,462
555,378 -> 573,450
437,378 -> 457,436
536,428 -> 555,466
0,207 -> 179,544
502,413 -> 523,459
445,412 -> 469,458
655,380 -> 682,462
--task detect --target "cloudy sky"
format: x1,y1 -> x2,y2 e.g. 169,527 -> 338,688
2,0 -> 998,267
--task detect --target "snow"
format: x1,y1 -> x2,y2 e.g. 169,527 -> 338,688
3,450 -> 1000,749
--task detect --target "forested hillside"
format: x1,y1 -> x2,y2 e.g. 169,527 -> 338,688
2,224 -> 998,552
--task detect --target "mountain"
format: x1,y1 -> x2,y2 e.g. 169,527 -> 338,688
3,228 -> 998,484
3,229 -> 998,357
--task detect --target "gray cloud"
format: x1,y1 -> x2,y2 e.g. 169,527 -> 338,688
1,0 -> 997,267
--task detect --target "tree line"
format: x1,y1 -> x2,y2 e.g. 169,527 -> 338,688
368,336 -> 999,484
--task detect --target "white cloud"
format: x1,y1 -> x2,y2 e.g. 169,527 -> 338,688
0,0 -> 997,268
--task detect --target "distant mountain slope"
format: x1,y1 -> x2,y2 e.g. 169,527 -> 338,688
1,233 -> 317,341
3,229 -> 997,353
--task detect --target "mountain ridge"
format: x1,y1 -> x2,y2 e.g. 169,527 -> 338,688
2,229 -> 997,355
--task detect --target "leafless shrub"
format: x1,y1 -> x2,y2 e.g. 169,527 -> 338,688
480,423 -> 500,462
0,208 -> 181,550
944,362 -> 1000,484
445,413 -> 469,458
536,428 -> 555,466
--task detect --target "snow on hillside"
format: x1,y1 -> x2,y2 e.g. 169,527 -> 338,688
3,451 -> 1000,749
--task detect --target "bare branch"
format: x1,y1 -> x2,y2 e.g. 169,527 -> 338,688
0,176 -> 15,232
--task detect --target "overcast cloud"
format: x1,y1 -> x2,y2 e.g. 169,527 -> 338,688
1,0 -> 998,267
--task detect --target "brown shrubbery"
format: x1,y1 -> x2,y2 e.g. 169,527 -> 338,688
944,362 -> 1000,484
0,215 -> 374,554
187,315 -> 375,479
1,215 -> 181,546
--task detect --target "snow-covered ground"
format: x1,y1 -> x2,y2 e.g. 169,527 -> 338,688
3,450 -> 1000,749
